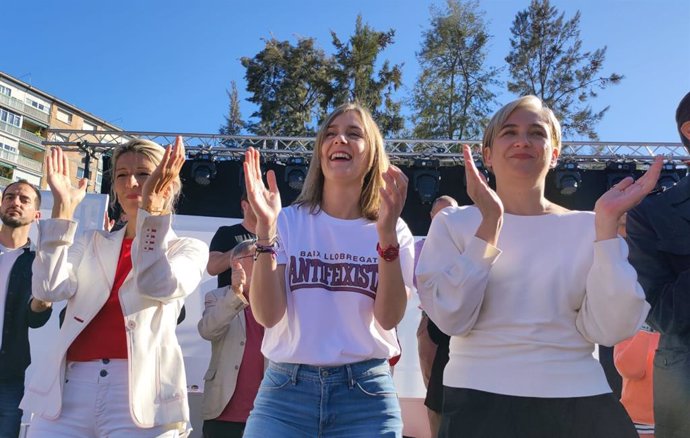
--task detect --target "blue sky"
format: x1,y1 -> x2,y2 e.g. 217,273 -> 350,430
3,0 -> 689,142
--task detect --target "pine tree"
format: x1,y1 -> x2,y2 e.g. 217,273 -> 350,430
505,0 -> 623,139
411,0 -> 499,141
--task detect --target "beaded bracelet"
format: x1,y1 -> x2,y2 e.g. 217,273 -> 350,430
254,242 -> 277,261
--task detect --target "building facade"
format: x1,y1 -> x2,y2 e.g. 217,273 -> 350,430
0,72 -> 120,193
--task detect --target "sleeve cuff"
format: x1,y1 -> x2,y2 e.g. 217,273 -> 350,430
593,236 -> 627,263
38,218 -> 78,245
464,235 -> 501,267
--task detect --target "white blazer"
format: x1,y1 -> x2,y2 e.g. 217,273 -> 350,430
20,210 -> 208,434
198,286 -> 268,421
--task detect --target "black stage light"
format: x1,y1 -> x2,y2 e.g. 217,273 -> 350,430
191,155 -> 217,186
413,158 -> 441,204
606,161 -> 636,189
657,161 -> 681,190
555,161 -> 582,196
462,159 -> 491,187
285,156 -> 308,191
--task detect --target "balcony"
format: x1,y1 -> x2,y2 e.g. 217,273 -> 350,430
0,93 -> 50,125
16,155 -> 42,173
19,129 -> 45,148
0,148 -> 18,165
0,120 -> 21,137
0,93 -> 24,112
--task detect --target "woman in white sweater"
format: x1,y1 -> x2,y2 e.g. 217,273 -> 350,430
415,95 -> 662,438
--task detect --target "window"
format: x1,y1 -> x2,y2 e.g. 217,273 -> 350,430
76,167 -> 85,179
56,109 -> 73,124
0,85 -> 11,96
96,171 -> 103,185
82,120 -> 96,131
0,108 -> 22,127
26,97 -> 49,113
1,142 -> 18,153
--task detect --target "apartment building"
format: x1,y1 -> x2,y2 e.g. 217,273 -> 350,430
0,71 -> 121,193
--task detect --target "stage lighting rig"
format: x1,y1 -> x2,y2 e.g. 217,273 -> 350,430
285,156 -> 308,191
191,154 -> 217,186
657,161 -> 683,190
606,161 -> 636,189
413,158 -> 441,204
555,161 -> 582,196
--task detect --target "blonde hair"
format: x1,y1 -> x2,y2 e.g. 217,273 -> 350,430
482,95 -> 562,157
109,139 -> 182,212
294,102 -> 389,221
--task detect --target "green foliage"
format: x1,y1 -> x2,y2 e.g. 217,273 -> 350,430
411,0 -> 500,140
219,80 -> 244,138
327,15 -> 404,136
241,37 -> 333,136
505,0 -> 623,140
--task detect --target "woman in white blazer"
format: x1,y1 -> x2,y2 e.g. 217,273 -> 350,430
21,138 -> 208,437
198,239 -> 266,438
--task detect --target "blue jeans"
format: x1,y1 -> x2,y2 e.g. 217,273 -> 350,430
244,359 -> 402,438
0,378 -> 24,438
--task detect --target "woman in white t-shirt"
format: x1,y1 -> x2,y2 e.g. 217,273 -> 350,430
241,102 -> 415,438
416,95 -> 663,438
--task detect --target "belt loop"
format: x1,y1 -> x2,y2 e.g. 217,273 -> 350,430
290,364 -> 300,385
346,363 -> 354,389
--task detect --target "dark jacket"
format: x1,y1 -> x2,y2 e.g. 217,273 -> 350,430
0,247 -> 52,380
627,175 -> 690,348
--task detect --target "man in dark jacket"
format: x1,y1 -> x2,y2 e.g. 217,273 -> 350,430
0,180 -> 52,438
626,91 -> 690,438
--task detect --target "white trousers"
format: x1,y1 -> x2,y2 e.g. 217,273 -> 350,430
27,360 -> 182,438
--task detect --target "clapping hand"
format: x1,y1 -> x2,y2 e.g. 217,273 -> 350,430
142,136 -> 185,214
45,147 -> 88,219
463,145 -> 503,221
377,165 -> 408,241
231,261 -> 246,296
594,155 -> 663,240
243,147 -> 281,238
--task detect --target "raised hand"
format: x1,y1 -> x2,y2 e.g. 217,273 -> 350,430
377,165 -> 408,241
45,147 -> 88,219
463,145 -> 503,220
142,136 -> 185,214
231,261 -> 246,296
243,147 -> 281,238
464,145 -> 504,246
594,155 -> 663,240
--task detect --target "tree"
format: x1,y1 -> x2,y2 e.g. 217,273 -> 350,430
328,15 -> 404,136
219,80 -> 244,140
505,0 -> 623,139
241,37 -> 333,136
411,0 -> 500,141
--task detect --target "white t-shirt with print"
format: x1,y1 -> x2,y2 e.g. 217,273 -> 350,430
261,205 -> 415,366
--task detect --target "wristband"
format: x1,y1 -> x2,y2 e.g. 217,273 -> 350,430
376,242 -> 400,262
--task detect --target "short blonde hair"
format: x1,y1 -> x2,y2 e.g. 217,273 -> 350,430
482,95 -> 562,156
109,139 -> 182,212
294,102 -> 389,221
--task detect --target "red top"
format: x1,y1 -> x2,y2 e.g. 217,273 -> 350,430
216,305 -> 265,422
67,238 -> 133,362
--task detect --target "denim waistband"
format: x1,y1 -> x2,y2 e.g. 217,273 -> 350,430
268,358 -> 390,385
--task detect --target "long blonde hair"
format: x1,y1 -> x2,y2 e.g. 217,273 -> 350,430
294,102 -> 389,221
109,139 -> 182,212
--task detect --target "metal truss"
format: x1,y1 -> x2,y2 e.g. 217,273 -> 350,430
44,129 -> 689,166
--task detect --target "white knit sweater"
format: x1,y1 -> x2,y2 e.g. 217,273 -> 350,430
416,205 -> 649,397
